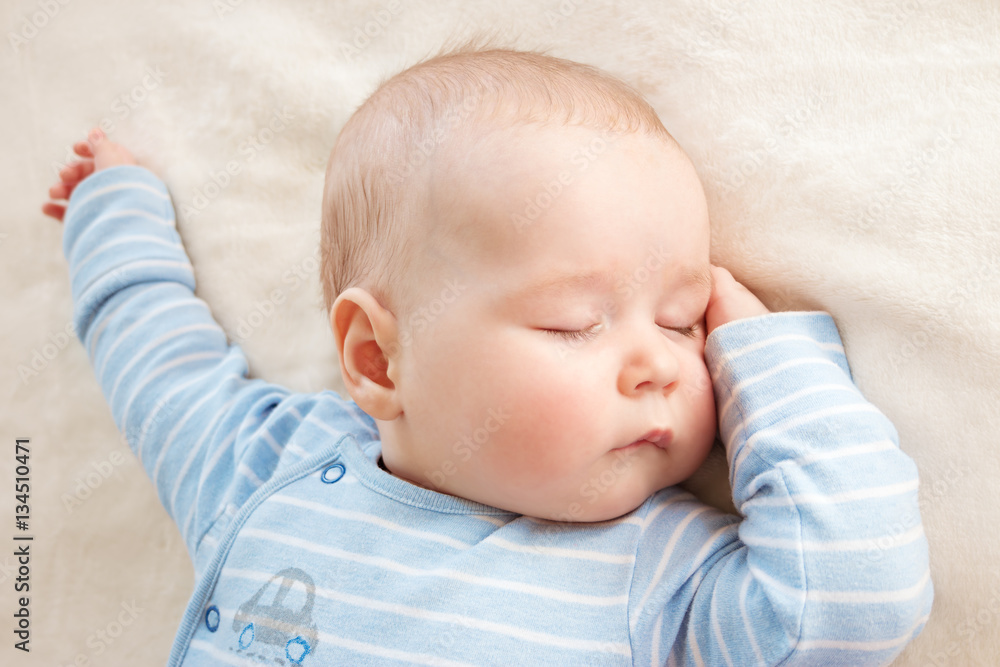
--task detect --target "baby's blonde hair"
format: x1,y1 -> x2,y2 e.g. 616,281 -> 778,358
320,40 -> 676,318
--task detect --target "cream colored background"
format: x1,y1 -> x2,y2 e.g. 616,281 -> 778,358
3,0 -> 999,664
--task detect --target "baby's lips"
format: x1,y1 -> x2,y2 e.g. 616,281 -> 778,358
618,428 -> 672,450
643,428 -> 673,449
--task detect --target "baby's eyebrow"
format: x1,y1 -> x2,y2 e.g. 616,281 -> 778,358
510,266 -> 712,300
682,268 -> 714,295
510,269 -> 617,300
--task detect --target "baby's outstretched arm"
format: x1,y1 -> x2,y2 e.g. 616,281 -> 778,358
42,128 -> 136,222
45,135 -> 313,564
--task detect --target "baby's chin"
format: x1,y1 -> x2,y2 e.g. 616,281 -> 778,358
568,500 -> 649,523
492,458 -> 705,522
521,484 -> 659,524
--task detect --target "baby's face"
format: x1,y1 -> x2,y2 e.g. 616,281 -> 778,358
382,125 -> 716,522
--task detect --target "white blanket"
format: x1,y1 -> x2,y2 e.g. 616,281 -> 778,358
4,0 -> 999,664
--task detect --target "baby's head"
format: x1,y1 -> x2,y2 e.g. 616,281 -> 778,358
321,46 -> 716,522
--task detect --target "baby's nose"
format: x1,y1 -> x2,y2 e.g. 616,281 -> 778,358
617,335 -> 680,397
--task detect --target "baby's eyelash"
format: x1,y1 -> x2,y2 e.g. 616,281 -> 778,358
543,322 -> 700,342
543,324 -> 601,342
662,323 -> 701,339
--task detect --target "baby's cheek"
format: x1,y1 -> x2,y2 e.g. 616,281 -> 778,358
486,379 -> 588,478
472,335 -> 607,481
499,394 -> 565,462
682,351 -> 714,402
683,359 -> 718,444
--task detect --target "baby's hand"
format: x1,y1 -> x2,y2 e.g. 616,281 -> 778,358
42,128 -> 137,222
705,265 -> 771,336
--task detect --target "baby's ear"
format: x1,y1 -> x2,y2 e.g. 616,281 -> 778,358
330,288 -> 402,420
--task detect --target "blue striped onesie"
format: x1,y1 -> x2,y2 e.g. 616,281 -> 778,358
63,166 -> 932,666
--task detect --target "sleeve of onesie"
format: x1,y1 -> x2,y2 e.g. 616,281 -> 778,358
62,165 -> 322,561
627,311 -> 933,666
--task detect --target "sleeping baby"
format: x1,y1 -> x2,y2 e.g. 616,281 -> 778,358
45,46 -> 932,666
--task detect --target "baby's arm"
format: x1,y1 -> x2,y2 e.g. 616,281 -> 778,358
44,130 -> 301,564
628,270 -> 932,666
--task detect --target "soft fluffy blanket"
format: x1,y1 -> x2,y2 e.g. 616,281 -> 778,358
3,0 -> 999,664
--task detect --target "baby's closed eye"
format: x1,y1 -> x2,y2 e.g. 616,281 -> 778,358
541,323 -> 603,342
538,320 -> 701,343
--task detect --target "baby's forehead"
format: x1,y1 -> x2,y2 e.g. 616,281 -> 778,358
411,123 -> 704,271
425,121 -> 684,214
425,121 -> 632,209
414,122 -> 582,238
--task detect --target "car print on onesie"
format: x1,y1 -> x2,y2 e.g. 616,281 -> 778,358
228,567 -> 319,664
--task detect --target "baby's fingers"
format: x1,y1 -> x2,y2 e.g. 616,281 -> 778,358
59,159 -> 95,186
705,264 -> 770,335
49,182 -> 70,200
49,160 -> 95,202
707,266 -> 736,304
73,140 -> 95,159
44,158 -> 95,222
42,202 -> 66,223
